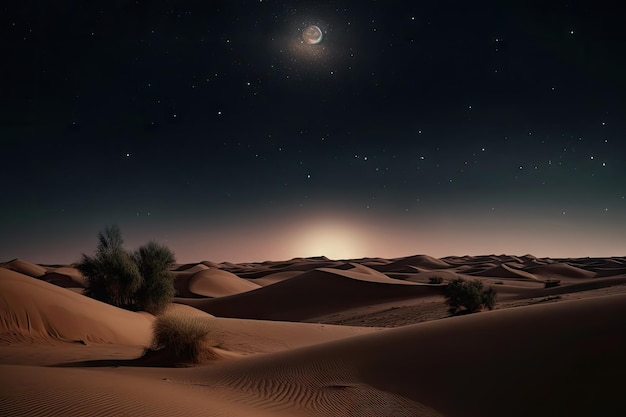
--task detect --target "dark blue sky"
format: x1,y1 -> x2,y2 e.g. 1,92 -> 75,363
2,0 -> 625,263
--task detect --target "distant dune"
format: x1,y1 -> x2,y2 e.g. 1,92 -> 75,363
1,254 -> 626,416
1,258 -> 47,277
178,265 -> 441,321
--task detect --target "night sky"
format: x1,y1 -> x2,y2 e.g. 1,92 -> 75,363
3,1 -> 625,263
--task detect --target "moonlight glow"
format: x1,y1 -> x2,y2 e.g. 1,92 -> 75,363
293,219 -> 368,260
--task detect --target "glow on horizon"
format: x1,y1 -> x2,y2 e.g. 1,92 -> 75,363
164,210 -> 626,263
4,206 -> 626,264
289,218 -> 370,260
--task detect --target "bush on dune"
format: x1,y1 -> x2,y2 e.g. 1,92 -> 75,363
429,276 -> 444,284
78,225 -> 142,310
132,241 -> 176,314
444,278 -> 496,315
77,225 -> 176,314
544,279 -> 561,288
152,314 -> 214,364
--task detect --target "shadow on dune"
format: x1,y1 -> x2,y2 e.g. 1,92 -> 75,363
177,268 -> 444,321
52,346 -> 228,368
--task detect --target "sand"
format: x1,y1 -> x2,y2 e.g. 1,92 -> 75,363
1,254 -> 626,416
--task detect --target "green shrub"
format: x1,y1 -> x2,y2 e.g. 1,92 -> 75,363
78,225 -> 142,310
152,315 -> 213,363
429,276 -> 444,284
77,225 -> 176,314
133,241 -> 176,314
444,278 -> 496,315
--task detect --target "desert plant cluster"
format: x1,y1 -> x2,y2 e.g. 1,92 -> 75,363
428,276 -> 444,284
444,278 -> 497,315
77,225 -> 176,314
152,314 -> 215,363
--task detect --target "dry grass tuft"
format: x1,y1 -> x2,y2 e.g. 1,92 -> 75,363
152,314 -> 213,363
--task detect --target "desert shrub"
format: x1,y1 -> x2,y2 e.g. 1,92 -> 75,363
152,315 -> 212,363
133,241 -> 176,314
444,278 -> 496,315
544,279 -> 561,288
429,276 -> 444,284
78,225 -> 142,310
77,225 -> 176,314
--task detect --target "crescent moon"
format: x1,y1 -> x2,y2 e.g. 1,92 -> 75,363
302,25 -> 323,45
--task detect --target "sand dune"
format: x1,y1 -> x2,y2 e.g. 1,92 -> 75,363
173,267 -> 260,298
250,270 -> 303,286
172,270 -> 203,298
594,266 -> 626,277
1,258 -> 46,277
205,316 -> 380,355
50,266 -> 85,281
40,266 -> 87,288
402,269 -> 462,283
179,266 -> 441,321
151,305 -> 382,358
0,268 -> 153,345
39,271 -> 82,288
0,364 -> 290,417
3,293 -> 623,416
375,254 -> 452,272
168,293 -> 624,417
343,262 -> 395,278
201,260 -> 225,268
239,258 -> 343,275
317,265 -> 424,285
524,262 -> 595,279
174,262 -> 210,272
188,268 -> 260,297
472,263 -> 539,280
2,253 -> 626,416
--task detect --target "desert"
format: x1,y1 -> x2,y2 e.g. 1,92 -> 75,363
5,1 -> 626,415
1,253 -> 626,416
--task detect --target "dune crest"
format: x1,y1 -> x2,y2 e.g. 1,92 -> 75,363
188,269 -> 260,298
376,254 -> 452,272
1,258 -> 46,277
0,268 -> 153,346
